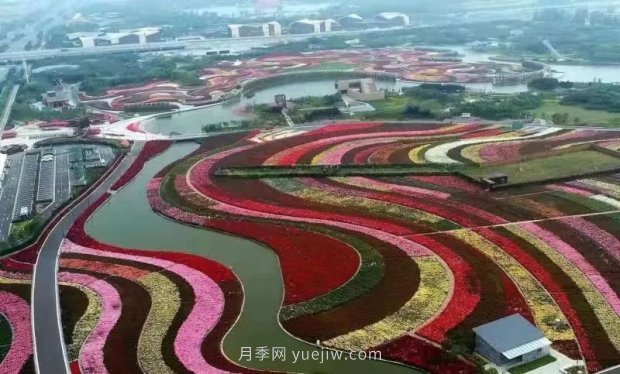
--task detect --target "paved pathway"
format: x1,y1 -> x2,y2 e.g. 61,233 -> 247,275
32,142 -> 143,374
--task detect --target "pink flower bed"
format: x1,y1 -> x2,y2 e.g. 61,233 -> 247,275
265,124 -> 481,166
547,184 -> 594,197
149,178 -> 432,257
559,216 -> 620,263
62,240 -> 226,373
520,223 -> 620,314
0,292 -> 32,373
126,122 -> 144,133
59,272 -> 121,374
412,175 -> 484,195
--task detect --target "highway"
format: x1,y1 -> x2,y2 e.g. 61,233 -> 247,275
32,142 -> 143,374
0,84 -> 19,132
0,27 -> 404,63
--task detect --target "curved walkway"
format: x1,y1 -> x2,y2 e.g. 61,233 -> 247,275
31,142 -> 143,374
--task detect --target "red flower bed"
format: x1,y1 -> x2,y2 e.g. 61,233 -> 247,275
110,140 -> 173,191
475,227 -> 600,369
461,128 -> 506,139
70,360 -> 81,374
411,235 -> 480,343
375,335 -> 476,374
65,193 -> 260,372
197,162 -> 415,235
202,218 -> 360,304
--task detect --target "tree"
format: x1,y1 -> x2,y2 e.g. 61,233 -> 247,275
528,77 -> 560,91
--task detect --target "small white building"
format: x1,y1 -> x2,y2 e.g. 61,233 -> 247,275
227,21 -> 281,38
376,12 -> 410,26
474,314 -> 552,369
290,19 -> 337,34
338,13 -> 364,29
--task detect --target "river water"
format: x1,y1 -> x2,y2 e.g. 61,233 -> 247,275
86,143 -> 420,373
145,45 -> 620,136
85,45 -> 620,373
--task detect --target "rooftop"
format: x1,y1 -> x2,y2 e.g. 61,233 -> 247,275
473,314 -> 551,359
377,12 -> 408,19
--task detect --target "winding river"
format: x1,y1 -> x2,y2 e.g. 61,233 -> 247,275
86,142 -> 420,373
144,46 -> 620,136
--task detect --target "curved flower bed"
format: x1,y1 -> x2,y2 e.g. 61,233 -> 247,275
324,256 -> 450,351
110,140 -> 173,191
56,184 -> 249,373
146,122 -> 620,372
0,290 -> 32,373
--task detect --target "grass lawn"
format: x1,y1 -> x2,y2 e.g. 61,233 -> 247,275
363,95 -> 446,119
509,355 -> 557,374
290,62 -> 359,73
463,150 -> 620,184
531,99 -> 620,128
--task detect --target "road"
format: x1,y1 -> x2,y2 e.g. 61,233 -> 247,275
0,84 -> 19,132
32,142 -> 143,374
0,153 -> 24,241
0,27 -> 405,63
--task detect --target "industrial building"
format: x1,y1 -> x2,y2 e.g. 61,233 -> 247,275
67,27 -> 161,48
290,19 -> 337,34
375,12 -> 411,26
338,14 -> 365,29
473,314 -> 552,369
227,21 -> 282,38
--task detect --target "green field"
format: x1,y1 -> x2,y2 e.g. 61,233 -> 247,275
363,95 -> 446,119
509,356 -> 557,374
290,62 -> 359,73
464,150 -> 620,184
531,100 -> 620,128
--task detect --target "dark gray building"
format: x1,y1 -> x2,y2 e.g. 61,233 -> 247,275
473,314 -> 551,369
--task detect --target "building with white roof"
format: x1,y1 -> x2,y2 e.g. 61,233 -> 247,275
227,21 -> 281,38
290,19 -> 337,34
376,12 -> 410,26
338,14 -> 365,29
67,27 -> 161,47
473,314 -> 552,369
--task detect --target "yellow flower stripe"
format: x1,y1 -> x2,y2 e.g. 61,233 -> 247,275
505,226 -> 620,349
283,183 -> 447,225
137,273 -> 181,374
324,256 -> 450,351
61,283 -> 102,360
408,144 -> 432,164
451,229 -> 574,341
458,131 -> 522,164
460,144 -> 488,164
310,124 -> 473,165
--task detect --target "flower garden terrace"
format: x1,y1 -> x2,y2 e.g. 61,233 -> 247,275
81,48 -> 545,112
0,122 -> 618,373
149,122 -> 620,373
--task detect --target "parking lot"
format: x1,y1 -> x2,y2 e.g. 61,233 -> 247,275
0,153 -> 23,241
0,144 -> 116,242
